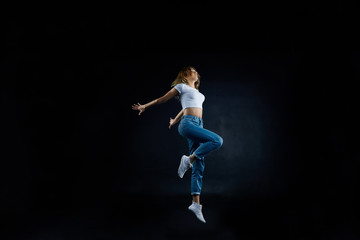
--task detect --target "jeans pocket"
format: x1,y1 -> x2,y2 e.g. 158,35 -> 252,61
188,118 -> 199,125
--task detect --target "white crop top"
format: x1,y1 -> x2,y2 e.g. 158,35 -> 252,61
174,83 -> 205,110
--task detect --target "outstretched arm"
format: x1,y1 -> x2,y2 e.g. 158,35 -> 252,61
169,109 -> 184,129
132,87 -> 179,115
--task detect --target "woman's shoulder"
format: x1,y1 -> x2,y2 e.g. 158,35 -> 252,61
173,83 -> 185,94
174,83 -> 186,89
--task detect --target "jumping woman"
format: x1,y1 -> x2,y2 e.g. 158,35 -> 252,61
132,66 -> 223,223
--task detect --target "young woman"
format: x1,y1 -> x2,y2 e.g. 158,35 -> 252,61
132,66 -> 223,223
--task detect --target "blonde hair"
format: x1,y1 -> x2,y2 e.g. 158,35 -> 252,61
171,66 -> 200,90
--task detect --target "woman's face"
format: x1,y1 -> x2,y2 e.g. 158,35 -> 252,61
187,68 -> 199,82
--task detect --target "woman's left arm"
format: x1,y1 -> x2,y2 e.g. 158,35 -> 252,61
169,109 -> 184,129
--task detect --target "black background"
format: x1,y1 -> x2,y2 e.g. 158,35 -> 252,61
1,3 -> 359,240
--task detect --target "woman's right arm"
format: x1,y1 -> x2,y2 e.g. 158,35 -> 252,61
132,87 -> 179,115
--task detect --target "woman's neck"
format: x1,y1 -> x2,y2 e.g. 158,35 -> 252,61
186,82 -> 196,89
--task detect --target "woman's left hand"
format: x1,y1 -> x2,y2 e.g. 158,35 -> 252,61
169,117 -> 176,129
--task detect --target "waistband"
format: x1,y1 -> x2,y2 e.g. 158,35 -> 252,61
181,115 -> 203,121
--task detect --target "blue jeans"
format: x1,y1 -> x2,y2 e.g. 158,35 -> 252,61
178,115 -> 223,195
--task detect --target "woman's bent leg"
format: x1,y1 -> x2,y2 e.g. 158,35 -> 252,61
181,125 -> 223,160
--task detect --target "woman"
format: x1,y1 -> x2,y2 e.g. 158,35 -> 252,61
132,66 -> 223,223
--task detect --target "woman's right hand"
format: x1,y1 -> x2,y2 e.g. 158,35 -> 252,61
169,117 -> 176,129
132,103 -> 146,115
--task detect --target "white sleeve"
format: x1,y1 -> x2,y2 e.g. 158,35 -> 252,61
174,84 -> 183,95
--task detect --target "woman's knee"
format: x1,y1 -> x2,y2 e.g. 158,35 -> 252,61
213,135 -> 223,148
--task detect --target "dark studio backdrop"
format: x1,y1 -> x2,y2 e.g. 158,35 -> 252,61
1,3 -> 359,240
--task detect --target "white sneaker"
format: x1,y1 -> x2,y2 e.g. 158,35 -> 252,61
188,201 -> 206,223
177,155 -> 192,178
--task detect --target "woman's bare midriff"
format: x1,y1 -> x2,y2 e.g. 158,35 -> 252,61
184,107 -> 203,118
